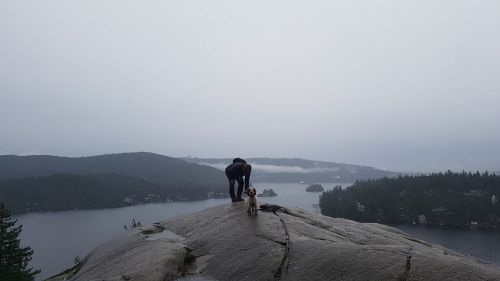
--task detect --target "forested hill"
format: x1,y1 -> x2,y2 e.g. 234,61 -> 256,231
185,157 -> 400,182
0,173 -> 227,214
0,153 -> 230,214
319,171 -> 500,229
0,152 -> 226,186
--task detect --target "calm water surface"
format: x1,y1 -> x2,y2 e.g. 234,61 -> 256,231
15,182 -> 500,280
394,224 -> 500,265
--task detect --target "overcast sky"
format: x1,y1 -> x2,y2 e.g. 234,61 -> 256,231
1,0 -> 499,172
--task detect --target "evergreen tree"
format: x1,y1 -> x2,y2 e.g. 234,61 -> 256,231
0,204 -> 40,281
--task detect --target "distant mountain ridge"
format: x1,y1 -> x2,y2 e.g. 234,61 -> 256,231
184,157 -> 400,182
0,152 -> 226,186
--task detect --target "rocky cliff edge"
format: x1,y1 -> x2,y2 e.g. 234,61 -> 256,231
48,203 -> 500,281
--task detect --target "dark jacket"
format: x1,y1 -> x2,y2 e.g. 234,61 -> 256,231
225,163 -> 251,189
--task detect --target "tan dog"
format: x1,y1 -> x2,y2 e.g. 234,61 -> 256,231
246,187 -> 258,216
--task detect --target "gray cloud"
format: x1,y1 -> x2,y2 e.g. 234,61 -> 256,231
1,0 -> 499,172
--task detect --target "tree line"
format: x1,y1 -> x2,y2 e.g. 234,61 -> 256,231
319,171 -> 500,228
0,173 -> 227,214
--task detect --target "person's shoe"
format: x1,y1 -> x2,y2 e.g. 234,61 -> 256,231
235,198 -> 245,202
231,198 -> 237,203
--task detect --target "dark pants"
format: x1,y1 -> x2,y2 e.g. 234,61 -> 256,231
227,177 -> 244,199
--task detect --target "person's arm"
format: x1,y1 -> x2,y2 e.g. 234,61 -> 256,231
244,171 -> 250,190
242,164 -> 252,190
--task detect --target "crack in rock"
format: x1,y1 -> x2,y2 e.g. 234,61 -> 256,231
311,237 -> 336,243
180,246 -> 197,276
255,234 -> 287,246
272,211 -> 291,281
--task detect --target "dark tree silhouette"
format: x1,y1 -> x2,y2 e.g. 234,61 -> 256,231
0,173 -> 228,214
320,171 -> 500,228
0,204 -> 40,281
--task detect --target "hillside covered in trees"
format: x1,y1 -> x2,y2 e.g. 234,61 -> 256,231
0,174 -> 228,214
320,171 -> 500,229
0,153 -> 228,214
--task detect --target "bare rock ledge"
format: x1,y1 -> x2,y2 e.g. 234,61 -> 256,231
47,203 -> 500,281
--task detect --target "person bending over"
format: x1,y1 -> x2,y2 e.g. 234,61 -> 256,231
225,159 -> 252,202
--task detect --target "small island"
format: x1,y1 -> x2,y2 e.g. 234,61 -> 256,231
257,188 -> 277,197
306,184 -> 324,192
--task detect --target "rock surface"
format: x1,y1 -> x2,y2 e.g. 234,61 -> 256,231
48,203 -> 500,281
